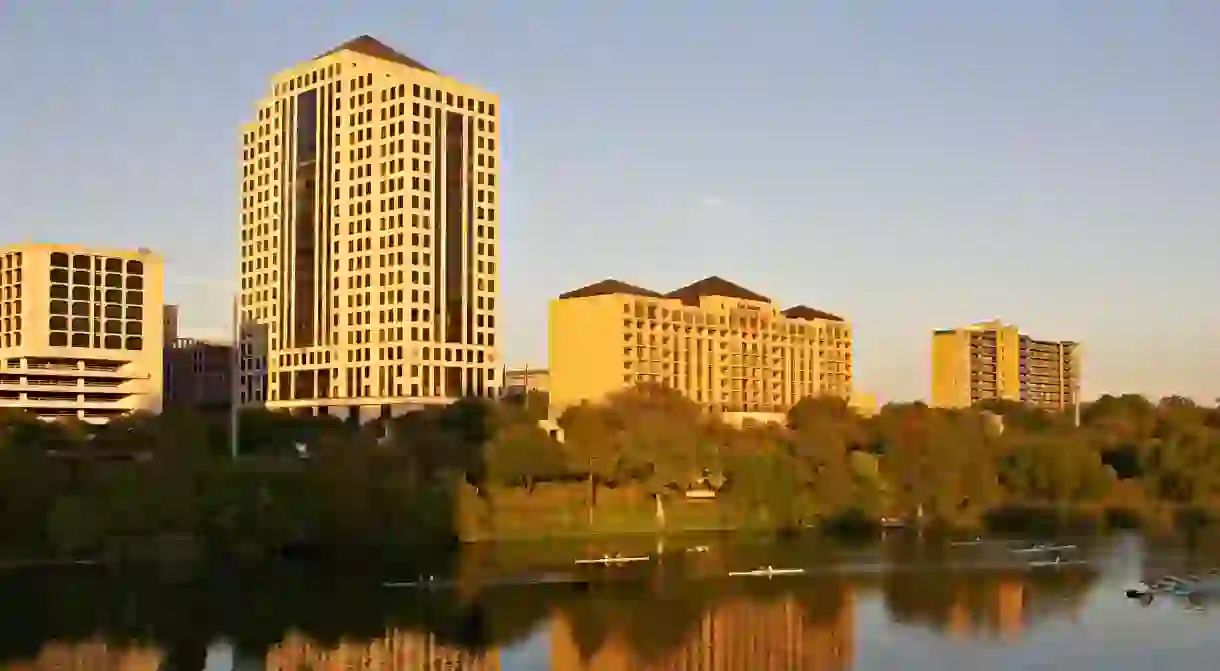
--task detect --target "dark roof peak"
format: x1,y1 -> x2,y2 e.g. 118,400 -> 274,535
558,279 -> 662,300
665,276 -> 770,306
315,36 -> 435,73
781,305 -> 845,322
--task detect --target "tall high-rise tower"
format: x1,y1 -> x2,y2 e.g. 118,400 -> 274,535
240,36 -> 502,419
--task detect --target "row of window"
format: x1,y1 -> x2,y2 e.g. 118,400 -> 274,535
50,299 -> 144,316
48,332 -> 143,350
50,253 -> 144,275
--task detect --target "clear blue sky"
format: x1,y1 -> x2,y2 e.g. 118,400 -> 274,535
2,0 -> 1217,403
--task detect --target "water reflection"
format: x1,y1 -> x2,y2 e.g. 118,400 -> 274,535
2,535 -> 1214,670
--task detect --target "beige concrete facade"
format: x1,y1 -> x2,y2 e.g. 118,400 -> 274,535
0,243 -> 164,423
931,319 -> 1081,410
548,276 -> 853,417
241,36 -> 502,420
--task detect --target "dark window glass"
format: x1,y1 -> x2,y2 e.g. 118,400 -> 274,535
104,320 -> 121,334
104,304 -> 121,318
71,286 -> 89,300
48,332 -> 67,347
105,289 -> 121,303
71,333 -> 89,347
105,274 -> 121,288
72,255 -> 90,269
72,270 -> 89,284
105,258 -> 121,272
125,305 -> 143,320
125,275 -> 143,290
70,302 -> 89,316
50,268 -> 68,283
49,300 -> 68,315
50,284 -> 68,299
126,260 -> 144,274
125,336 -> 142,350
104,335 -> 121,349
50,253 -> 69,267
126,321 -> 142,335
128,291 -> 143,305
49,316 -> 66,330
71,317 -> 88,331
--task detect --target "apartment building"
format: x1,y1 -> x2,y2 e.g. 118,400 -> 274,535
240,35 -> 502,421
0,243 -> 164,423
931,319 -> 1081,410
549,276 -> 853,416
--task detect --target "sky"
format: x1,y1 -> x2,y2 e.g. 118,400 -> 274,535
1,0 -> 1218,403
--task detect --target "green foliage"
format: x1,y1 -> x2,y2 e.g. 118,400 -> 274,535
1,388 -> 1218,560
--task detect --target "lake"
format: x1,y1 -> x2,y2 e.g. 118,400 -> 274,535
1,533 -> 1218,670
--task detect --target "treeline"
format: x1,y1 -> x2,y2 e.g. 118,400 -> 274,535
1,387 -> 1218,562
553,386 -> 1220,534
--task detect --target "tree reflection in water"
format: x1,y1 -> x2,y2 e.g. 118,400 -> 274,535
0,539 -> 1104,670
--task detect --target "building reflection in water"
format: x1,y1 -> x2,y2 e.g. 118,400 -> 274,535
944,578 -> 1025,642
550,590 -> 856,671
886,574 -> 1034,644
264,629 -> 501,670
2,640 -> 163,671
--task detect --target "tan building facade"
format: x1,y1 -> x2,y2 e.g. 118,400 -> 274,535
548,276 -> 853,416
931,319 -> 1080,410
240,36 -> 502,421
0,243 -> 164,423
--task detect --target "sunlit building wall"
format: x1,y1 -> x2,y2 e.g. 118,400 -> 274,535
931,319 -> 1081,411
0,243 -> 164,423
549,276 -> 853,417
241,35 -> 502,422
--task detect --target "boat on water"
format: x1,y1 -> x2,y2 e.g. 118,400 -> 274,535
1127,573 -> 1220,599
1028,556 -> 1087,568
574,553 -> 651,566
728,565 -> 806,578
383,575 -> 444,589
950,537 -> 983,547
1011,543 -> 1077,554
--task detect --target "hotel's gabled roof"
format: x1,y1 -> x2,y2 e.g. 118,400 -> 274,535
315,35 -> 435,73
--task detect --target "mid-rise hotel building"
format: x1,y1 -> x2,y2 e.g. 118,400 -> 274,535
548,276 -> 853,416
931,319 -> 1081,410
240,36 -> 502,420
0,243 -> 164,423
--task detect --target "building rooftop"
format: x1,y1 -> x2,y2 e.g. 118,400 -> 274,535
558,279 -> 663,300
557,276 -> 844,322
781,305 -> 845,323
666,276 -> 771,306
314,35 -> 435,73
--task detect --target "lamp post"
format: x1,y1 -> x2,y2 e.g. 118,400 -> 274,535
229,293 -> 240,459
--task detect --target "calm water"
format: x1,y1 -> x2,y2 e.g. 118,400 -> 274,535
2,533 -> 1219,670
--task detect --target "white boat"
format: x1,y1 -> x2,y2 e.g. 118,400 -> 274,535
1028,557 -> 1087,568
574,554 -> 651,566
383,575 -> 443,588
728,565 -> 806,578
1011,543 -> 1076,554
